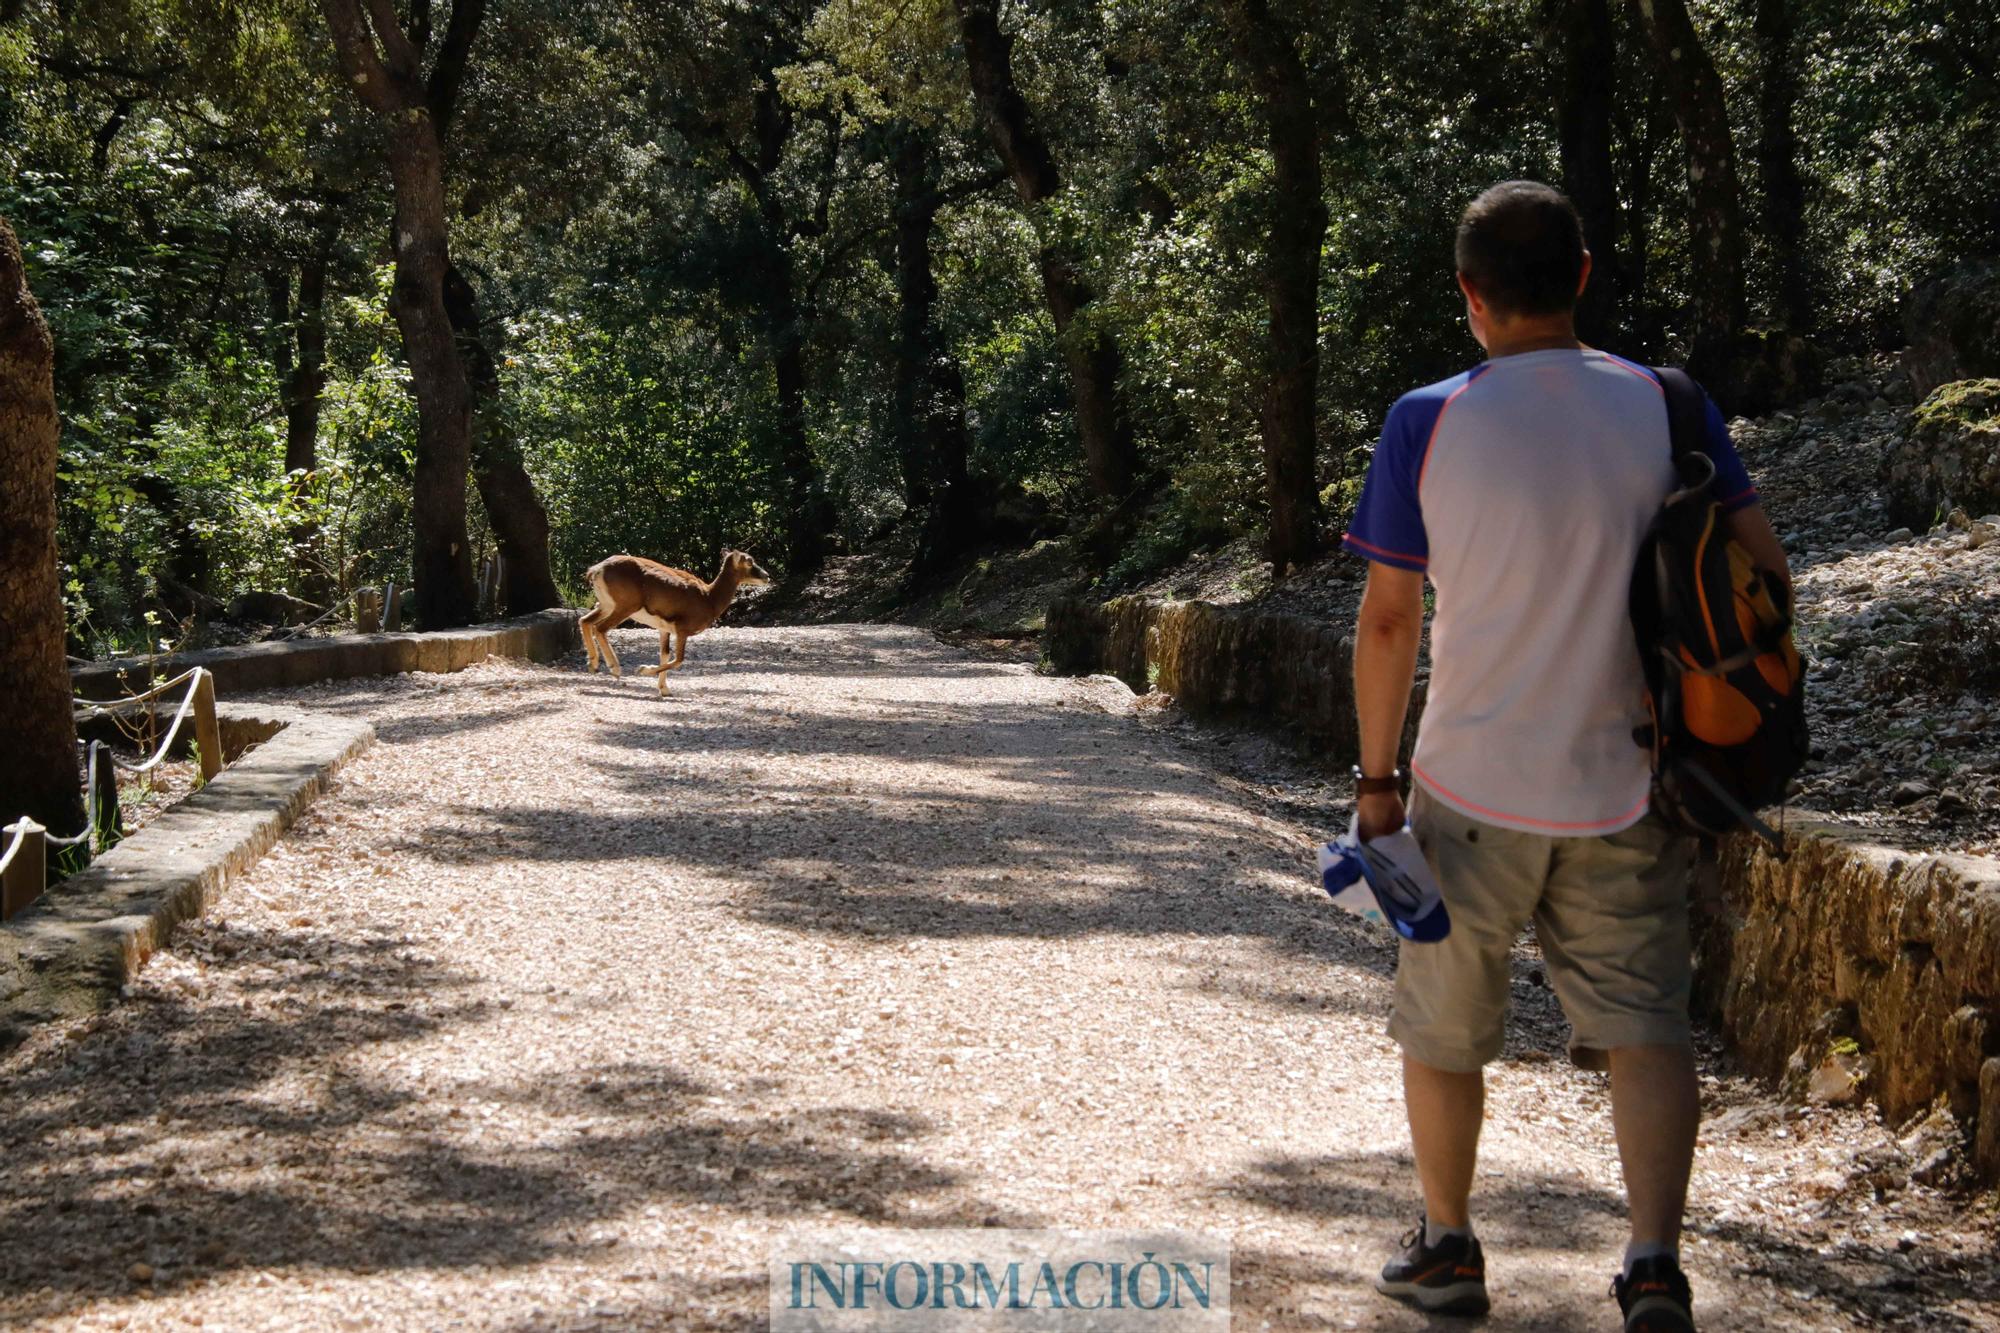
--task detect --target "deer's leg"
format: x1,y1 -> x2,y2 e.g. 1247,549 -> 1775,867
655,626 -> 686,697
638,625 -> 672,677
583,595 -> 626,675
596,610 -> 624,678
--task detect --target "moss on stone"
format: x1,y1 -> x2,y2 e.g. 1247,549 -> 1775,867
1885,377 -> 2000,526
1912,376 -> 2000,432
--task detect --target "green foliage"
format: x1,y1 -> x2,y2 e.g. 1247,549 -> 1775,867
1105,505 -> 1206,588
1779,0 -> 2000,340
2,0 -> 1992,655
504,312 -> 784,589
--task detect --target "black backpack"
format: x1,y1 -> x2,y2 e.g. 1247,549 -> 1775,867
1629,368 -> 1808,851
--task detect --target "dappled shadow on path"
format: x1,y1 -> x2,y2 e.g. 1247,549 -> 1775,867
17,625 -> 1989,1326
578,625 -> 1035,682
395,695 -> 1393,979
377,633 -> 1602,1059
1686,1212 -> 1998,1331
1228,1149 -> 1624,1252
0,917 -> 996,1322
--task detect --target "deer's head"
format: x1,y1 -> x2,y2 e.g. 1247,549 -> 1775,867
724,549 -> 773,587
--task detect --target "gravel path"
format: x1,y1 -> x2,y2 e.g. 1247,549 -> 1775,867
0,626 -> 1992,1331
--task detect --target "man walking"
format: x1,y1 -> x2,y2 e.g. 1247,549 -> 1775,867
1342,181 -> 1790,1332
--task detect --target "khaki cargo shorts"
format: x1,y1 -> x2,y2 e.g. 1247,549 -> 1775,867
1388,787 -> 1698,1073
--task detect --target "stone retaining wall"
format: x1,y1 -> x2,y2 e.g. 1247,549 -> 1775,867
1047,590 -> 2000,1183
1697,824 -> 2000,1182
1045,593 -> 1423,757
71,608 -> 579,701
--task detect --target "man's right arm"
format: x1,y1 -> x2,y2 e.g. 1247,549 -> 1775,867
1341,390 -> 1438,838
1354,561 -> 1426,840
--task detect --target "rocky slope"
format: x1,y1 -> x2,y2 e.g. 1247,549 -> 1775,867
1748,358 -> 2000,853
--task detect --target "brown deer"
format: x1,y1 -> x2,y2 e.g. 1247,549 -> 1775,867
579,549 -> 771,696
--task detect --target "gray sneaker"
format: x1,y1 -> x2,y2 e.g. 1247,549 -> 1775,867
1374,1217 -> 1490,1316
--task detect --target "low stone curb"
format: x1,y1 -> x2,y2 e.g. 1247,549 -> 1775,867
71,607 -> 579,701
0,702 -> 374,1048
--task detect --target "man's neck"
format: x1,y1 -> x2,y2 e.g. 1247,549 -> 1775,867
1483,320 -> 1581,360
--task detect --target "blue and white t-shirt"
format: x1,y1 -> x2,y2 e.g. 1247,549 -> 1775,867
1343,348 -> 1758,835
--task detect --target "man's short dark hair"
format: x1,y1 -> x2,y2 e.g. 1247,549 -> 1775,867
1455,181 -> 1586,317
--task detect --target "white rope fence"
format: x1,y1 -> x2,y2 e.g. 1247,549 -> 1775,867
2,667 -> 220,920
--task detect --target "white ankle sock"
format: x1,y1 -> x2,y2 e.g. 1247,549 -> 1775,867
1622,1241 -> 1678,1277
1425,1218 -> 1473,1248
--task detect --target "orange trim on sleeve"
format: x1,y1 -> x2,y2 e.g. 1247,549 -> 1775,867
1599,352 -> 1666,394
1342,532 -> 1428,567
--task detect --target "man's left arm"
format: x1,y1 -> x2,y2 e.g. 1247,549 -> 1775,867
1700,394 -> 1794,596
1726,503 -> 1793,596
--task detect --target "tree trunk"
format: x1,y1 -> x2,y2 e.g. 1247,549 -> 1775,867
384,117 -> 478,628
321,0 -> 479,628
283,241 -> 329,485
416,2 -> 563,617
1550,0 -> 1624,345
891,128 -> 977,577
766,250 -> 833,577
472,452 -> 560,612
955,0 -> 1137,500
441,263 -> 563,613
1754,0 -> 1812,331
1629,0 -> 1746,360
892,132 -> 939,518
1616,77 -> 1673,358
0,217 -> 84,840
713,71 -> 837,581
266,219 -> 334,597
1225,0 -> 1327,577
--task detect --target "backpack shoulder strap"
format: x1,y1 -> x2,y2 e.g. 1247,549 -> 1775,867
1653,365 -> 1710,467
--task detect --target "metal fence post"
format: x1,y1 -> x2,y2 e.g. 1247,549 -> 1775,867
192,668 -> 223,782
1,819 -> 46,920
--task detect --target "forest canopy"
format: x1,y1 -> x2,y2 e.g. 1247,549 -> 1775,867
2,0 -> 1994,648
